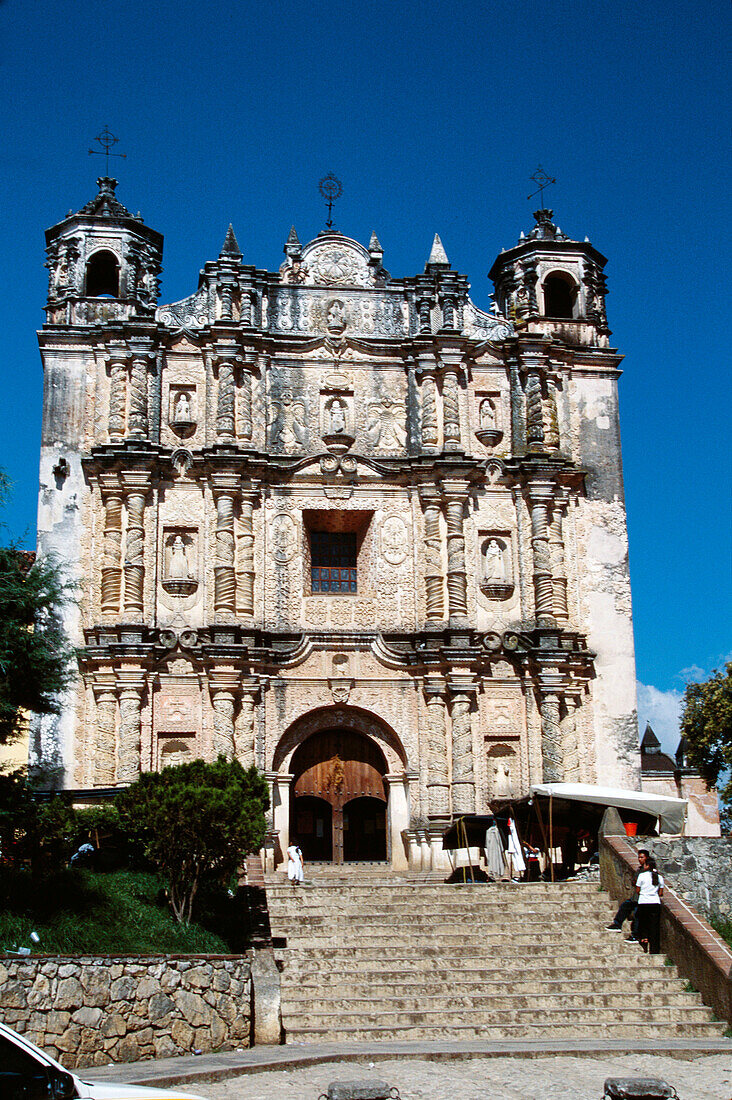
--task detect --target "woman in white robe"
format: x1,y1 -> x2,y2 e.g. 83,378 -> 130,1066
287,840 -> 304,886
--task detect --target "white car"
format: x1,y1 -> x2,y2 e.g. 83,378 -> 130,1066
0,1020 -> 208,1099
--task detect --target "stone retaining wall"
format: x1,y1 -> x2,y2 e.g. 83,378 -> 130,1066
0,954 -> 252,1069
634,837 -> 732,921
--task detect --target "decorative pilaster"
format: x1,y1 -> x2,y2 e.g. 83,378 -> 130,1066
93,680 -> 117,786
100,477 -> 123,616
117,673 -> 144,784
420,487 -> 445,621
122,471 -> 151,620
544,374 -> 560,451
236,679 -> 259,769
210,672 -> 239,759
239,359 -> 254,442
212,474 -> 239,619
449,678 -> 477,816
424,681 -> 450,820
417,295 -> 431,334
238,490 -> 257,617
107,344 -> 128,442
443,481 -> 469,621
527,481 -> 555,626
549,495 -> 569,622
127,343 -> 154,439
507,349 -> 525,454
525,370 -> 545,451
539,682 -> 563,782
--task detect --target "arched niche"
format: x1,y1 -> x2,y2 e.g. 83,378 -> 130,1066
272,704 -> 408,774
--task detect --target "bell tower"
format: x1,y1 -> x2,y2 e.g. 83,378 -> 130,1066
489,209 -> 610,348
44,176 -> 163,326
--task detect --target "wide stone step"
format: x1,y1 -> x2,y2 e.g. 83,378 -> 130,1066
280,940 -> 650,959
283,1020 -> 726,1042
269,902 -> 612,918
267,882 -> 604,895
282,973 -> 686,994
283,988 -> 702,1013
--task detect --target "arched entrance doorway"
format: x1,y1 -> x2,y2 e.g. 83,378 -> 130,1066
290,729 -> 388,863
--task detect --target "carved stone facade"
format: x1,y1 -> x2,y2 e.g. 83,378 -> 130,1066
34,184 -> 640,870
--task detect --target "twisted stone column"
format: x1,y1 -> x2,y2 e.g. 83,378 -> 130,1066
239,368 -> 253,442
540,689 -> 563,782
216,359 -> 236,442
544,376 -> 560,451
236,681 -> 258,769
528,483 -> 555,626
128,351 -> 151,439
107,348 -> 128,442
443,484 -> 469,621
449,683 -> 476,816
549,498 -> 569,622
424,685 -> 450,820
418,297 -> 431,334
442,369 -> 461,452
100,483 -> 123,615
219,280 -> 234,321
94,683 -> 117,786
238,492 -> 257,617
441,295 -> 456,329
420,373 -> 439,448
562,694 -> 580,781
240,289 -> 253,327
122,473 -> 150,619
117,677 -> 144,784
525,370 -> 545,451
211,689 -> 236,759
212,475 -> 239,618
420,489 -> 445,621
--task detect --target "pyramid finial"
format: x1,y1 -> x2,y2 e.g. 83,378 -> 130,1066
286,225 -> 300,246
220,224 -> 242,259
369,230 -> 383,253
640,723 -> 662,752
428,233 -> 449,266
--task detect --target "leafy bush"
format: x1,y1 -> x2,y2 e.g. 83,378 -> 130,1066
118,756 -> 269,924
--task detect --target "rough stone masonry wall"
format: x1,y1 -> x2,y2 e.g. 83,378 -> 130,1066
637,837 -> 732,921
0,954 -> 252,1069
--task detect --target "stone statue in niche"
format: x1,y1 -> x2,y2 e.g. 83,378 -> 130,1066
174,392 -> 192,422
326,298 -> 347,334
475,396 -> 503,448
162,531 -> 198,596
483,539 -> 507,582
170,390 -> 196,437
322,396 -> 355,455
492,756 -> 514,797
329,398 -> 347,434
480,537 -> 514,599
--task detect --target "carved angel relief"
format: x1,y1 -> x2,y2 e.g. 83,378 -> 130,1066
365,395 -> 407,451
268,391 -> 307,451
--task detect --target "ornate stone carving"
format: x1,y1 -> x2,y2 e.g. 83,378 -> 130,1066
236,683 -> 258,768
442,369 -> 461,451
306,241 -> 372,287
380,516 -> 409,565
525,370 -> 545,450
270,513 -> 297,564
540,689 -> 563,782
128,348 -> 152,439
239,369 -> 253,441
424,685 -> 449,819
268,391 -> 307,452
463,300 -> 513,342
486,743 -> 516,799
107,348 -> 128,442
211,690 -> 236,759
365,395 -> 406,451
528,483 -> 555,625
475,396 -> 504,448
562,695 -> 580,781
212,476 -> 238,618
479,536 -> 514,600
216,359 -> 236,442
170,388 -> 196,436
238,493 -> 256,617
420,372 -> 439,448
157,288 -> 211,330
550,498 -> 569,622
443,488 -> 468,620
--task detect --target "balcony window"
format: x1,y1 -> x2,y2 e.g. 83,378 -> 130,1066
310,531 -> 357,593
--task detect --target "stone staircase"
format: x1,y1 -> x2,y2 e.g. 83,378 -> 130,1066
265,869 -> 726,1042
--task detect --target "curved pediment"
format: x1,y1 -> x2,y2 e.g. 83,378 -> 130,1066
297,233 -> 376,288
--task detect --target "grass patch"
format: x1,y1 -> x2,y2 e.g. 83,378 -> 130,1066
709,913 -> 732,949
0,868 -> 234,955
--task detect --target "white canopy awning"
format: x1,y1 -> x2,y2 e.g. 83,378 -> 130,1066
529,782 -> 687,835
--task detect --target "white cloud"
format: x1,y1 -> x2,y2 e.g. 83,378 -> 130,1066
636,681 -> 683,758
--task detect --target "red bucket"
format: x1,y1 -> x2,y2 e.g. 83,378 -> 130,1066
624,822 -> 638,837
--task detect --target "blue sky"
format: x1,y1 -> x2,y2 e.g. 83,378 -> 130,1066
1,0 -> 729,752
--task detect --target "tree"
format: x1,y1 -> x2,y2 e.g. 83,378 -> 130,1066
680,662 -> 732,813
117,757 -> 269,924
0,543 -> 78,744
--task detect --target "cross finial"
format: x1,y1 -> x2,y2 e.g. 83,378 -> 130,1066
319,174 -> 342,229
527,165 -> 556,204
89,127 -> 127,174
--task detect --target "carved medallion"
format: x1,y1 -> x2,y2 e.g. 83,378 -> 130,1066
380,516 -> 409,565
270,513 -> 297,563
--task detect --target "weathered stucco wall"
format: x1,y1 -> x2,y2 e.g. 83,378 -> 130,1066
0,954 -> 252,1069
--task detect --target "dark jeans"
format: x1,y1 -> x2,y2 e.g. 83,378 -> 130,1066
610,897 -> 639,936
636,904 -> 661,953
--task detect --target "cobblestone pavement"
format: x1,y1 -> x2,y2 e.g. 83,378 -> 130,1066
200,1054 -> 732,1100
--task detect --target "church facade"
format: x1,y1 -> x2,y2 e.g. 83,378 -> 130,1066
34,178 -> 639,869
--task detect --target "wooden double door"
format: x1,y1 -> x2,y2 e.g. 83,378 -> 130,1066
291,729 -> 388,863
